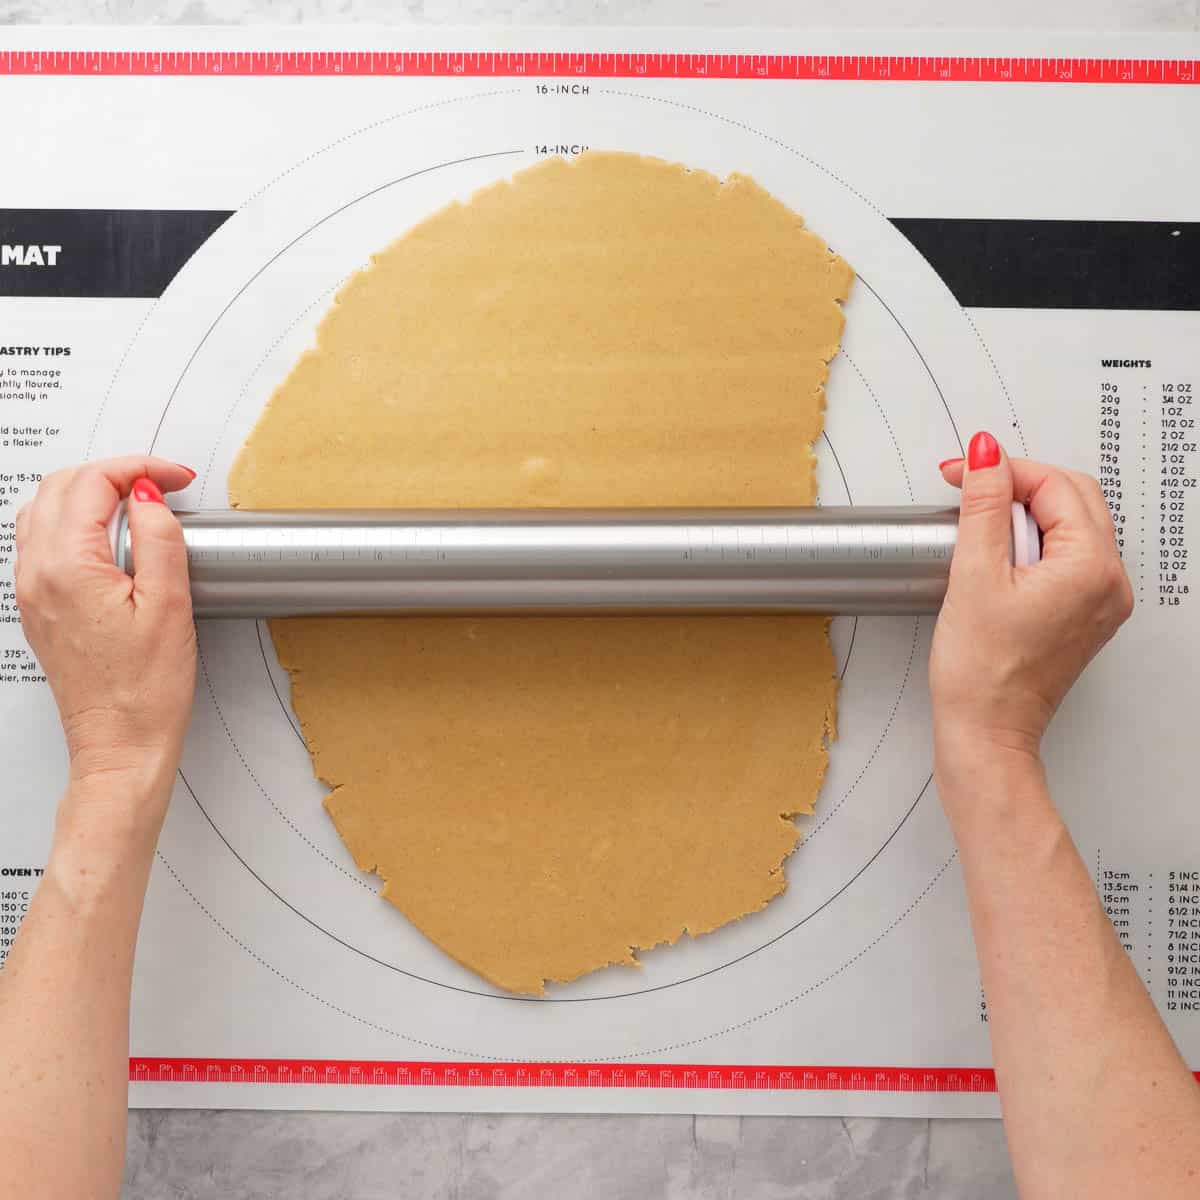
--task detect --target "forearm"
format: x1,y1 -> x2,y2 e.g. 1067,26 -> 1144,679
0,776 -> 167,1200
938,735 -> 1200,1199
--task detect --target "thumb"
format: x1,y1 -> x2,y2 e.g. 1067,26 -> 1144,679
126,477 -> 192,615
952,431 -> 1015,581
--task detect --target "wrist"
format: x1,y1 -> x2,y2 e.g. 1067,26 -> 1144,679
46,775 -> 168,917
67,735 -> 179,801
934,722 -> 1055,835
56,762 -> 174,854
934,715 -> 1043,773
62,700 -> 186,787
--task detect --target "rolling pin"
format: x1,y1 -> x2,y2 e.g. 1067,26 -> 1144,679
107,503 -> 1040,617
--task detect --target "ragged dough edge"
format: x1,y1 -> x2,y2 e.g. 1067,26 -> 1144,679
235,151 -> 852,996
274,619 -> 841,998
227,151 -> 853,507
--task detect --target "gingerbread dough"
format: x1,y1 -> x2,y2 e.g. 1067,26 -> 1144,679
229,152 -> 853,995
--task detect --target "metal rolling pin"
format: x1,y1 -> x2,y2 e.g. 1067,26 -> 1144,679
107,504 -> 1041,618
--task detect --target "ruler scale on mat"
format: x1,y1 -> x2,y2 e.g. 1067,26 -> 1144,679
1,50 -> 1198,82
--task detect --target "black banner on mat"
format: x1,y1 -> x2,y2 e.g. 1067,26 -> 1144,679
2,210 -> 1196,310
0,209 -> 233,299
891,218 -> 1200,311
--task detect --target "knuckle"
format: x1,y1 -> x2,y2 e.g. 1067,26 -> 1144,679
1106,556 -> 1130,592
1088,561 -> 1115,599
1112,569 -> 1135,623
1117,589 -> 1135,625
1044,466 -> 1079,496
1093,557 -> 1133,620
37,467 -> 68,494
14,565 -> 46,609
958,487 -> 1009,520
39,560 -> 69,593
1083,476 -> 1107,508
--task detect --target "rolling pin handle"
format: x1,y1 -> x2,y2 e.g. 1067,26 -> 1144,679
106,499 -> 132,575
1011,501 -> 1041,568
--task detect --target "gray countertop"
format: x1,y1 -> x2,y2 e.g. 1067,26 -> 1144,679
3,1 -> 1194,1196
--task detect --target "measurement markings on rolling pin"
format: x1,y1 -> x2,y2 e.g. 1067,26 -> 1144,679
761,524 -> 787,561
736,524 -> 764,562
785,525 -> 822,563
154,508 -> 968,615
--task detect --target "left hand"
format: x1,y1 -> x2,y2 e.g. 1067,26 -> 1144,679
14,458 -> 197,826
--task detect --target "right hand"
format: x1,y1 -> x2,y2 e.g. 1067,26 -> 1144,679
930,432 -> 1133,760
14,458 -> 197,827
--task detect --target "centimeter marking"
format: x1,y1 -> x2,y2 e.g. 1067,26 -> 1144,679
0,51 -> 1197,84
130,1058 -> 1001,1091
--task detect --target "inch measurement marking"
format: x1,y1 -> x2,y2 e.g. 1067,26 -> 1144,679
185,523 -> 947,568
1,51 -> 1198,83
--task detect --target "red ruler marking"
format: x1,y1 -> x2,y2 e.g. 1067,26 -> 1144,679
129,1058 -> 1002,1092
0,51 -> 1196,83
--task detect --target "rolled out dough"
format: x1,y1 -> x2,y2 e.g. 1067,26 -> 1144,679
230,152 -> 853,996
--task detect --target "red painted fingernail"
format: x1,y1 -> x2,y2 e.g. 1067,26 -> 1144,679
967,431 -> 1000,471
176,463 -> 197,481
938,457 -> 963,471
132,477 -> 165,504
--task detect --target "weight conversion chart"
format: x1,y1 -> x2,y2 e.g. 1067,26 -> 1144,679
0,27 -> 1197,1118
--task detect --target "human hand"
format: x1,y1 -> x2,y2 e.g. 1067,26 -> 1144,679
14,459 -> 197,827
930,432 -> 1133,763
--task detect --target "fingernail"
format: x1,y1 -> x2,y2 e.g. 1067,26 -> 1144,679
176,463 -> 197,481
967,431 -> 1000,471
938,457 -> 963,471
132,477 -> 165,504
